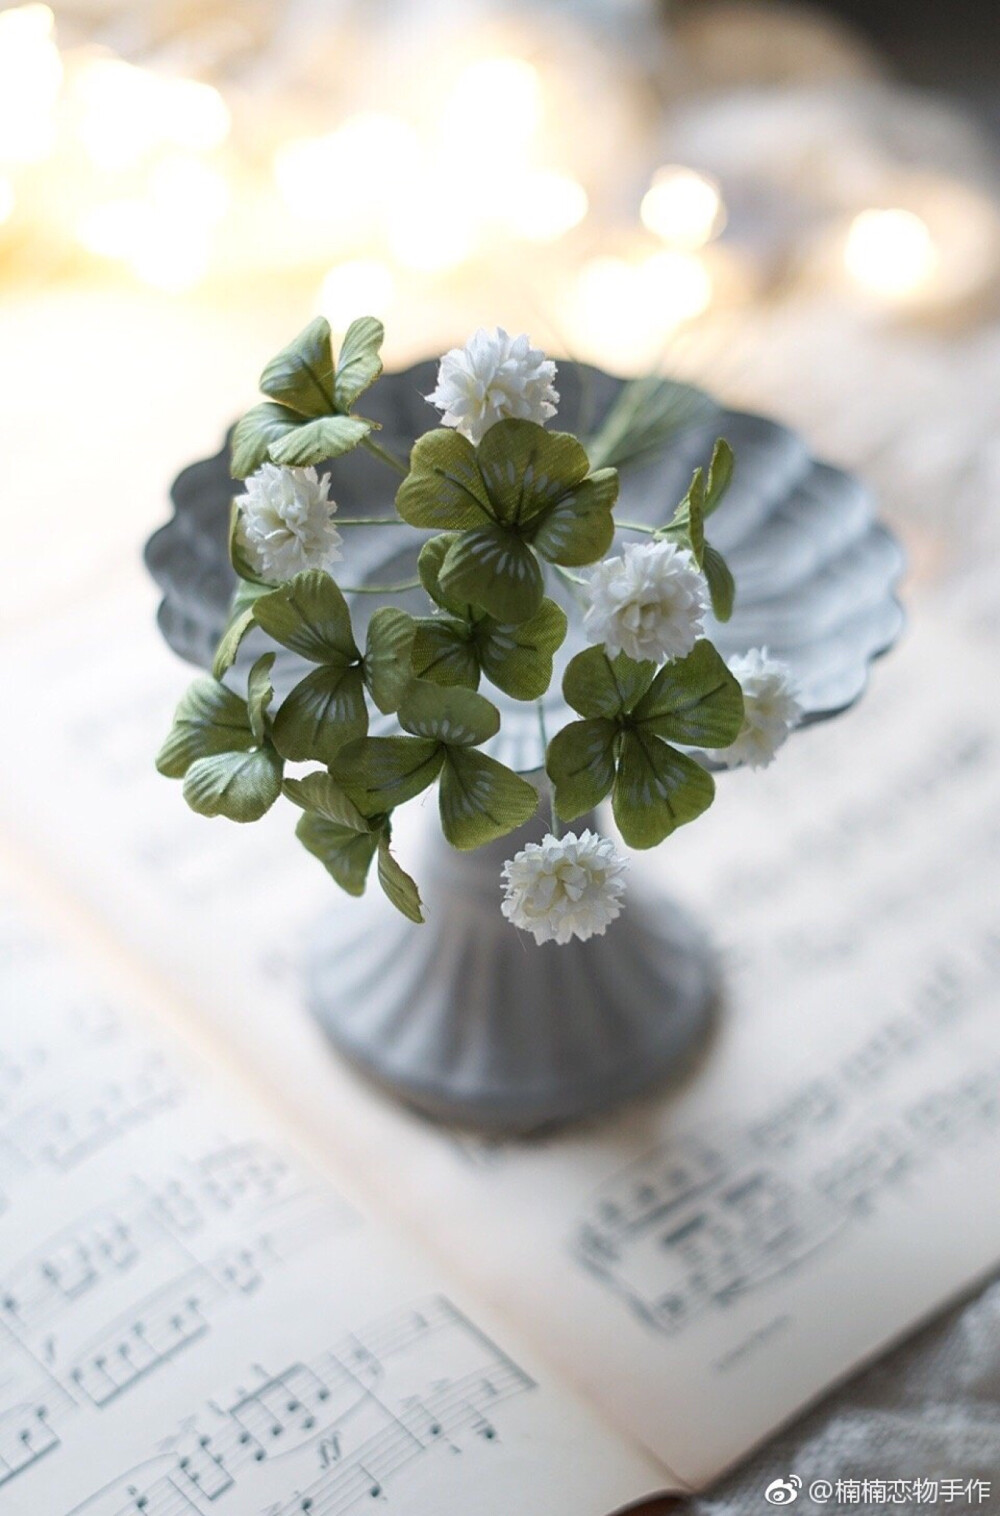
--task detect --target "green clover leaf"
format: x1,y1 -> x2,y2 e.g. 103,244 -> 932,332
252,572 -> 415,764
212,579 -> 272,678
230,317 -> 383,478
284,770 -> 423,921
396,420 -> 619,622
333,681 -> 536,849
157,657 -> 284,824
546,641 -> 743,848
659,438 -> 736,622
413,534 -> 568,699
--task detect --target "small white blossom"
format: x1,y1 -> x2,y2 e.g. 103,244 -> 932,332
236,463 -> 342,582
501,830 -> 627,946
427,327 -> 559,445
583,540 -> 709,664
717,647 -> 801,769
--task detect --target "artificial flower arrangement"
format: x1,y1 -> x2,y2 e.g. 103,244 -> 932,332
157,318 -> 800,946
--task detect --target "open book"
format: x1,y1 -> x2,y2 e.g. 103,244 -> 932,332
2,566 -> 1000,1514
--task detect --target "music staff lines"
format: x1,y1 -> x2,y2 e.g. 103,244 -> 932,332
65,1297 -> 535,1516
0,1144 -> 354,1486
574,1058 -> 1000,1336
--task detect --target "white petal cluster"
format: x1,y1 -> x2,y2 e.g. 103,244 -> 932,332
717,647 -> 802,769
236,463 -> 342,583
583,540 -> 709,664
501,830 -> 628,946
427,327 -> 559,445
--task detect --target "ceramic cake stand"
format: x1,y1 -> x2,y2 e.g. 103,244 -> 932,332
146,362 -> 903,1132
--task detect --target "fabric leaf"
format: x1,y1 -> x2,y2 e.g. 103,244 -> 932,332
563,646 -> 656,720
475,598 -> 567,701
294,811 -> 379,896
268,414 -> 372,469
397,681 -> 499,747
703,542 -> 735,622
253,571 -> 359,663
335,317 -> 384,411
527,469 -> 618,567
412,618 -> 480,689
439,749 -> 537,849
212,579 -> 270,679
396,430 -> 493,530
246,653 -> 276,743
230,402 -> 301,480
283,771 -> 372,832
631,641 -> 744,747
417,533 -> 471,615
439,526 -> 544,623
704,437 -> 734,515
612,731 -> 715,848
228,499 -> 273,587
332,736 -> 444,815
259,316 -> 336,417
363,607 -> 416,714
271,664 -> 368,764
546,718 -> 618,822
376,837 -> 424,923
182,746 -> 283,823
156,678 -> 256,778
475,420 -> 589,526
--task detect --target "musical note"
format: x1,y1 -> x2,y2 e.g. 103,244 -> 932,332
0,1402 -> 60,1486
62,1298 -> 534,1516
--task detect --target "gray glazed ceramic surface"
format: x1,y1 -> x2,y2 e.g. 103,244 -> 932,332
146,362 -> 904,1132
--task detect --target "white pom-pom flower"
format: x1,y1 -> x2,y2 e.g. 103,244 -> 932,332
427,327 -> 559,445
583,540 -> 709,664
717,647 -> 802,769
501,830 -> 628,946
236,463 -> 342,583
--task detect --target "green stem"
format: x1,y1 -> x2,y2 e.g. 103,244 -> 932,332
553,563 -> 588,589
536,700 -> 560,838
335,515 -> 402,526
341,577 -> 421,595
361,435 -> 409,477
614,519 -> 659,535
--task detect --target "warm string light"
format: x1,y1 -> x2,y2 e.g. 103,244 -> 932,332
0,0 -> 981,343
844,207 -> 938,299
569,249 -> 713,369
0,4 -> 63,166
640,165 -> 725,250
74,58 -> 230,172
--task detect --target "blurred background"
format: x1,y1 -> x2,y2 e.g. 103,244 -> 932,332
1,0 -> 999,643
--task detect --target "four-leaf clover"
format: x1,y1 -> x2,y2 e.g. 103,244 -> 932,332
332,681 -> 538,850
252,571 -> 415,765
395,419 -> 619,623
411,534 -> 568,700
230,316 -> 384,478
546,642 -> 744,847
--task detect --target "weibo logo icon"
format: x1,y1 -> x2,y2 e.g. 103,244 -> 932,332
764,1476 -> 803,1505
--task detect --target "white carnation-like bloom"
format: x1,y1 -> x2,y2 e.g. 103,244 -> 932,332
501,830 -> 628,946
583,540 -> 709,663
236,463 -> 342,582
427,327 -> 559,445
717,647 -> 802,769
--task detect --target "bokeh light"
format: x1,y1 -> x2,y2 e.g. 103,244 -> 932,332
844,208 -> 937,298
640,166 -> 725,250
0,4 -> 63,166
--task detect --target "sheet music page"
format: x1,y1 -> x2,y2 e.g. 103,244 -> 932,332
2,573 -> 1000,1489
0,871 -> 666,1513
